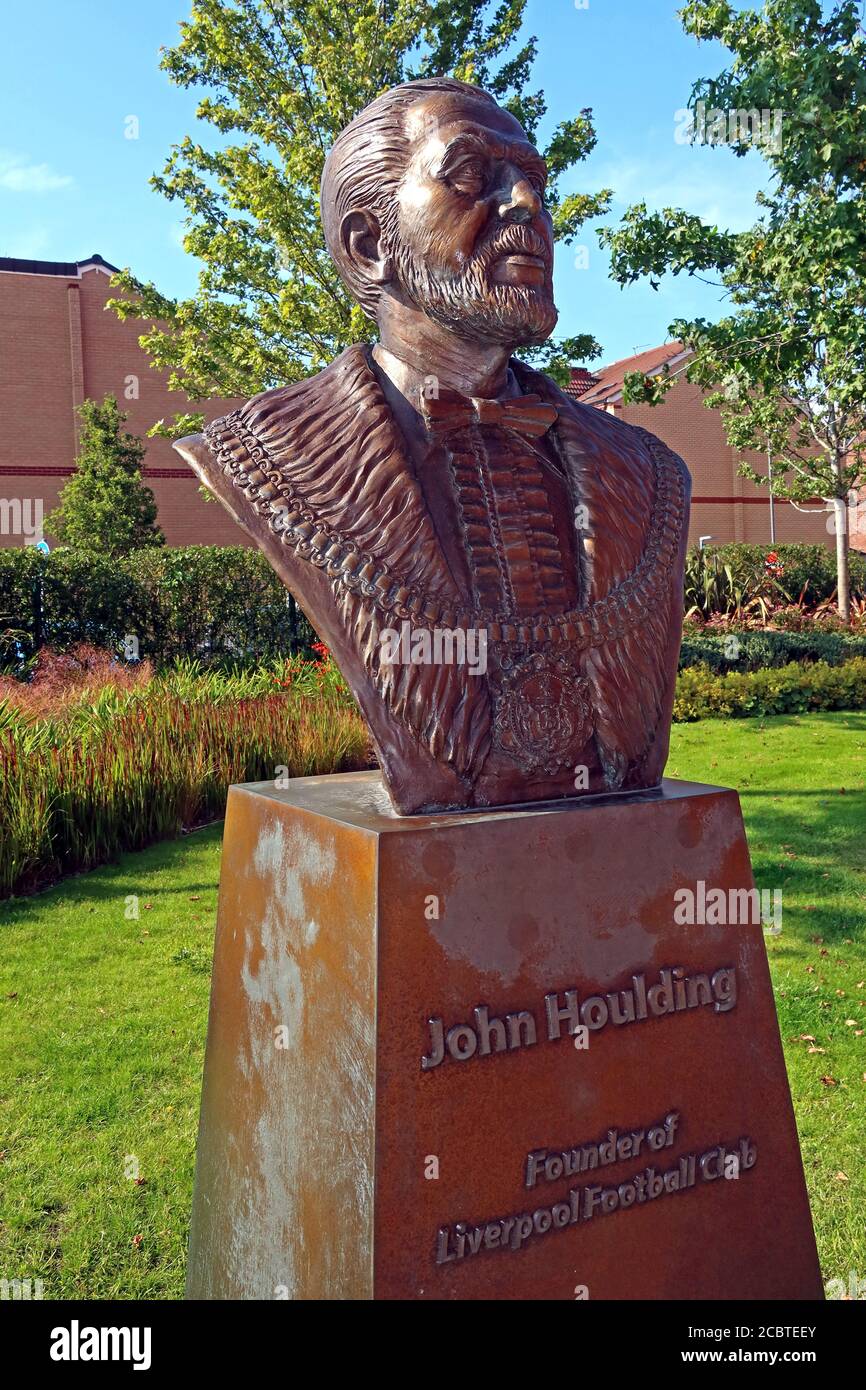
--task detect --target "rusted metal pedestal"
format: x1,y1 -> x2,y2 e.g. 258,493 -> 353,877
186,771 -> 821,1301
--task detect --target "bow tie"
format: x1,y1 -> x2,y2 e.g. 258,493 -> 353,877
420,383 -> 558,439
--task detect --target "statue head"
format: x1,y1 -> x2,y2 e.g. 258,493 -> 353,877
321,77 -> 557,348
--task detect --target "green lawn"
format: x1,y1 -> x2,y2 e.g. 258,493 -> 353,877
1,713 -> 864,1299
669,711 -> 866,1295
0,825 -> 223,1299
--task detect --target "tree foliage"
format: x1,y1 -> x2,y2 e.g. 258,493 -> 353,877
46,397 -> 164,556
600,0 -> 866,617
109,0 -> 610,416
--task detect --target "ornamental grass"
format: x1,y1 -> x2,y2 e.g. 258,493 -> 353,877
0,645 -> 369,897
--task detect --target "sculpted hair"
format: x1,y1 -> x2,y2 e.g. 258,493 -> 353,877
320,77 -> 497,317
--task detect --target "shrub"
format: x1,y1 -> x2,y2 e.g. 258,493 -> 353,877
125,545 -> 312,664
0,545 -> 42,667
679,543 -> 866,624
673,658 -> 866,722
684,546 -> 776,622
0,545 -> 314,671
679,629 -> 866,673
44,395 -> 164,555
3,542 -> 863,673
708,543 -> 866,605
39,549 -> 151,656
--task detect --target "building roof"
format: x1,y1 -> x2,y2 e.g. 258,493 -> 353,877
562,366 -> 599,400
0,253 -> 120,277
578,341 -> 689,407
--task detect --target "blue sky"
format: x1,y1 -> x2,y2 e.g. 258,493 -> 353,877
0,0 -> 771,368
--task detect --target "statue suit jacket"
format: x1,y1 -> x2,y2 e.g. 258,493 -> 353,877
176,344 -> 691,814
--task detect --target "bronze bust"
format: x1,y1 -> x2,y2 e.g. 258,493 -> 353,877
175,77 -> 691,815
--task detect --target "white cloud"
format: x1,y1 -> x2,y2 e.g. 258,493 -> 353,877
0,151 -> 73,194
593,152 -> 768,233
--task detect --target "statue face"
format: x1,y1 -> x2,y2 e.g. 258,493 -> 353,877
387,91 -> 558,347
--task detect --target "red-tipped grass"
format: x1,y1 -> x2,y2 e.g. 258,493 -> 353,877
0,646 -> 370,896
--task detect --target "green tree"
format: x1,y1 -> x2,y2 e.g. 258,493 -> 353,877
109,0 -> 610,422
600,0 -> 866,619
46,397 -> 165,556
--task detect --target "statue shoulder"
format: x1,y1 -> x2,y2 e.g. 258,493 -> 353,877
172,343 -> 433,565
187,345 -> 371,477
173,432 -> 210,475
172,430 -> 251,532
572,396 -> 691,494
516,361 -> 691,492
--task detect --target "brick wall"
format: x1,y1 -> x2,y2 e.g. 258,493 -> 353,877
0,262 -> 246,548
1,263 -> 845,555
604,377 -> 831,548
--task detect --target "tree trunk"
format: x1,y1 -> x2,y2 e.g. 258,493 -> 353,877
831,494 -> 851,622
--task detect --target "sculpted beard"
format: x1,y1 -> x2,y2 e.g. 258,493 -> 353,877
386,217 -> 558,346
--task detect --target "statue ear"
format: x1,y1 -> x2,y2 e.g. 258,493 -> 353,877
340,209 -> 394,287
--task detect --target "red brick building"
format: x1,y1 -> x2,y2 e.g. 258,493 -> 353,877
0,261 -> 839,553
0,254 -> 246,547
567,342 -> 833,549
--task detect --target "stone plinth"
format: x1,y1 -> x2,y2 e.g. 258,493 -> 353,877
186,772 -> 822,1301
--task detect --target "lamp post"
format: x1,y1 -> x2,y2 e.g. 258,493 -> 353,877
767,449 -> 776,544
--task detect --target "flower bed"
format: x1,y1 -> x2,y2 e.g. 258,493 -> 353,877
0,645 -> 369,897
4,640 -> 864,897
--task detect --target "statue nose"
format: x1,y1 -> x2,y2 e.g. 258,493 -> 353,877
497,168 -> 542,224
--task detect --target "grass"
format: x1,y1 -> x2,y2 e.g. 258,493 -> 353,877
0,646 -> 368,897
668,711 -> 866,1293
0,712 -> 863,1299
0,826 -> 223,1299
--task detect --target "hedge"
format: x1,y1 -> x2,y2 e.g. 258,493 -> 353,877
2,541 -> 864,673
679,629 -> 866,672
0,545 -> 313,670
673,658 -> 866,721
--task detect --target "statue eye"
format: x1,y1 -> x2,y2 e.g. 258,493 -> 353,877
448,158 -> 488,196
